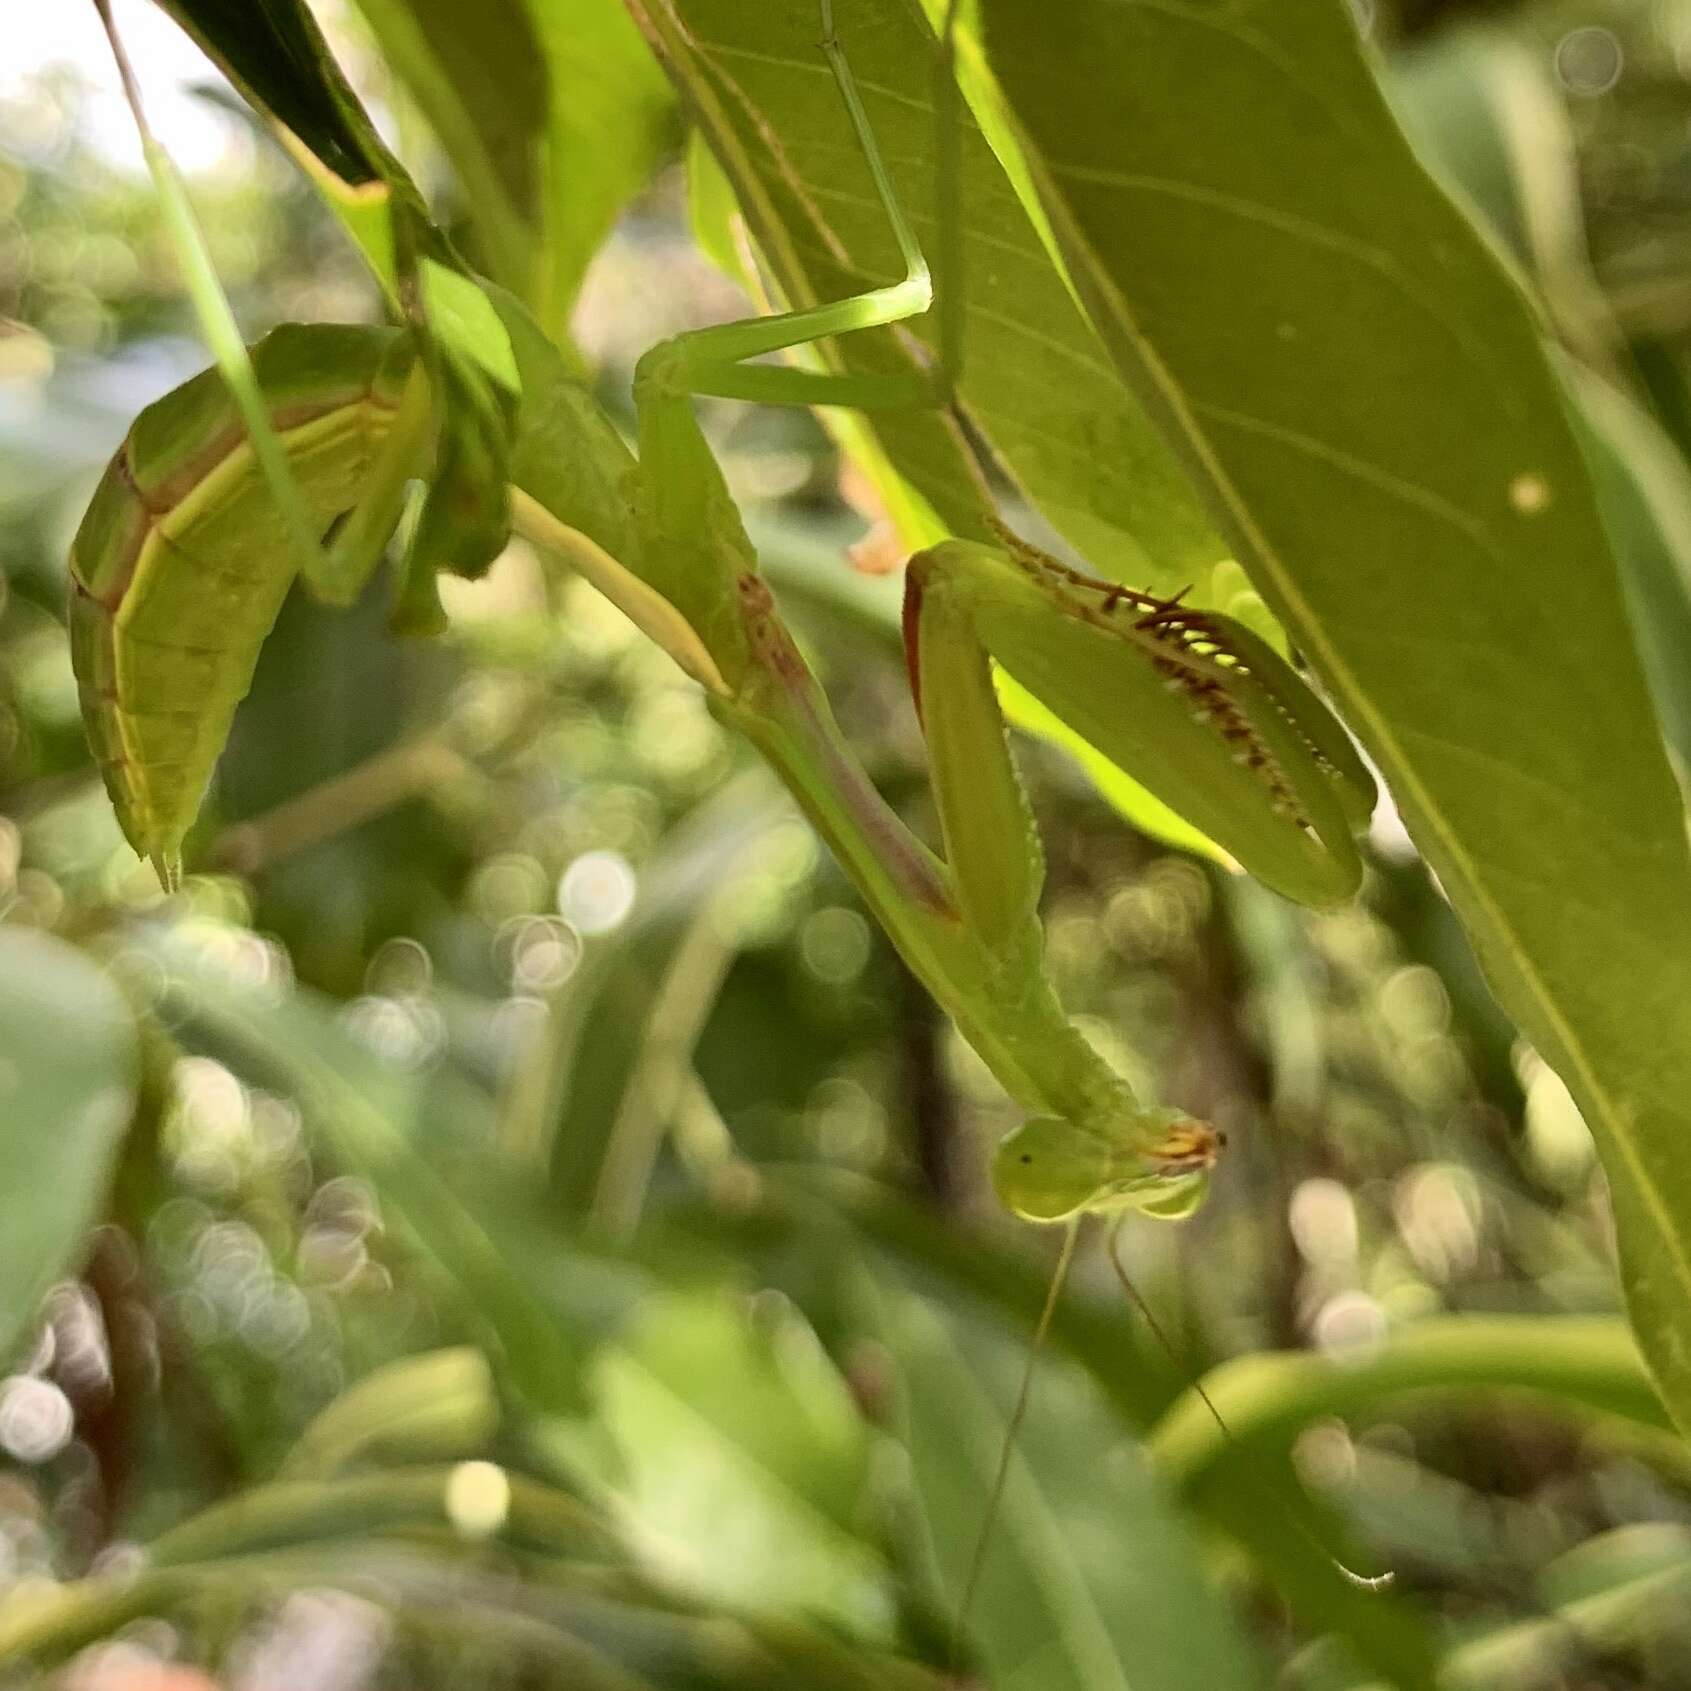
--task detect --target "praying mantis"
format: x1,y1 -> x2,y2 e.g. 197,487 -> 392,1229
69,2 -> 1373,1237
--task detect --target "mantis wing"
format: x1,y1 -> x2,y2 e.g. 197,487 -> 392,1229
69,326 -> 416,886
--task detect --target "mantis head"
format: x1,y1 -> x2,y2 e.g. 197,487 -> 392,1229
991,1107 -> 1222,1224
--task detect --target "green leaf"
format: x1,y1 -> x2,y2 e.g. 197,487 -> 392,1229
977,0 -> 1691,1436
281,1348 -> 499,1479
1148,1315 -> 1666,1497
525,0 -> 678,336
1534,1524 -> 1691,1655
629,0 -> 1223,587
421,260 -> 522,393
144,1465 -> 609,1567
0,930 -> 137,1364
352,0 -> 545,291
584,1289 -> 895,1638
868,1278 -> 1271,1691
350,0 -> 679,327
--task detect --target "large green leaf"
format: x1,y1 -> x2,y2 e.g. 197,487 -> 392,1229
627,0 -> 1223,588
868,1279 -> 1271,1691
352,0 -> 545,291
0,930 -> 138,1364
583,1289 -> 894,1637
976,0 -> 1691,1435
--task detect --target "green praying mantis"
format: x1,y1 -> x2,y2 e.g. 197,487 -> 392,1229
70,2 -> 1373,1238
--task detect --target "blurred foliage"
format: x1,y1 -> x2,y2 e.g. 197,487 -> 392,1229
5,2 -> 1691,1689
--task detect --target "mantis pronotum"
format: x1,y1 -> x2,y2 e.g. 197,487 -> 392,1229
70,0 -> 1379,1642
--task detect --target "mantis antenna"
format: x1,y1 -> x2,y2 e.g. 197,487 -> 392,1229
950,1217 -> 1392,1672
1103,1217 -> 1396,1595
951,1215 -> 1082,1670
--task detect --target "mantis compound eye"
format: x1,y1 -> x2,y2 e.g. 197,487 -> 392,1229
991,1116 -> 1109,1222
1130,1108 -> 1223,1218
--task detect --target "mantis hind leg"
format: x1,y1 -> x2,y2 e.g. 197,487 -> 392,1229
636,0 -> 940,413
629,0 -> 950,670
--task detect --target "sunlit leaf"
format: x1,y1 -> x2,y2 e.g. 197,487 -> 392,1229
629,0 -> 1223,588
583,1288 -> 895,1638
869,1279 -> 1271,1691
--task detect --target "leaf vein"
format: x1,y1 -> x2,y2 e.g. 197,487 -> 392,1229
1046,159 -> 1499,380
1193,402 -> 1497,550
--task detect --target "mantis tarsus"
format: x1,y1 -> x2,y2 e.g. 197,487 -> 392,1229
70,0 -> 1380,1638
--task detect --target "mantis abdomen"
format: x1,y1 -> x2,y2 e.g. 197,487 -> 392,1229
69,325 -> 415,885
